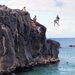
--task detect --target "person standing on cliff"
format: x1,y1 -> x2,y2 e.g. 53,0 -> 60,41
54,15 -> 60,26
22,6 -> 26,12
22,6 -> 28,15
32,15 -> 37,28
32,15 -> 37,29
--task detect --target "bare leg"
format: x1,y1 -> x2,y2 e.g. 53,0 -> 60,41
54,20 -> 56,26
56,21 -> 60,26
54,20 -> 60,26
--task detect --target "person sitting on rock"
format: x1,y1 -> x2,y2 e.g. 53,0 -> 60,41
54,15 -> 60,26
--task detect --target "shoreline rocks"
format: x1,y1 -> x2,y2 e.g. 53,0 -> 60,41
0,5 -> 60,74
69,45 -> 75,47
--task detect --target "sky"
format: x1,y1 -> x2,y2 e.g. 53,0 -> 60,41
0,0 -> 75,38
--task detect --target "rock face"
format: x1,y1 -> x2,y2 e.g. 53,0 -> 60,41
0,5 -> 60,73
46,39 -> 60,59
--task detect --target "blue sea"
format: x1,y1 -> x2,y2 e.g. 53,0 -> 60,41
15,38 -> 75,75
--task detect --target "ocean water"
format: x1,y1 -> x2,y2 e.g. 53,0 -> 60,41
15,38 -> 75,75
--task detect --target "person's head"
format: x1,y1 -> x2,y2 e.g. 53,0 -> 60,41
35,15 -> 37,17
24,7 -> 26,9
56,15 -> 60,20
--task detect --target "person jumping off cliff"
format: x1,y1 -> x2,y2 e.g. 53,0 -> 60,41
54,15 -> 60,26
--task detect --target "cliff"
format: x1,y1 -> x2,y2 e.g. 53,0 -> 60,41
0,5 -> 60,74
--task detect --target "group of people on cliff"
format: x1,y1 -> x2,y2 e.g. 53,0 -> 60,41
22,7 -> 41,34
22,7 -> 60,34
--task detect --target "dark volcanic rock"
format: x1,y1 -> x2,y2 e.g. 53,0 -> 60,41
69,45 -> 75,47
46,39 -> 60,58
46,39 -> 60,63
0,5 -> 60,73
